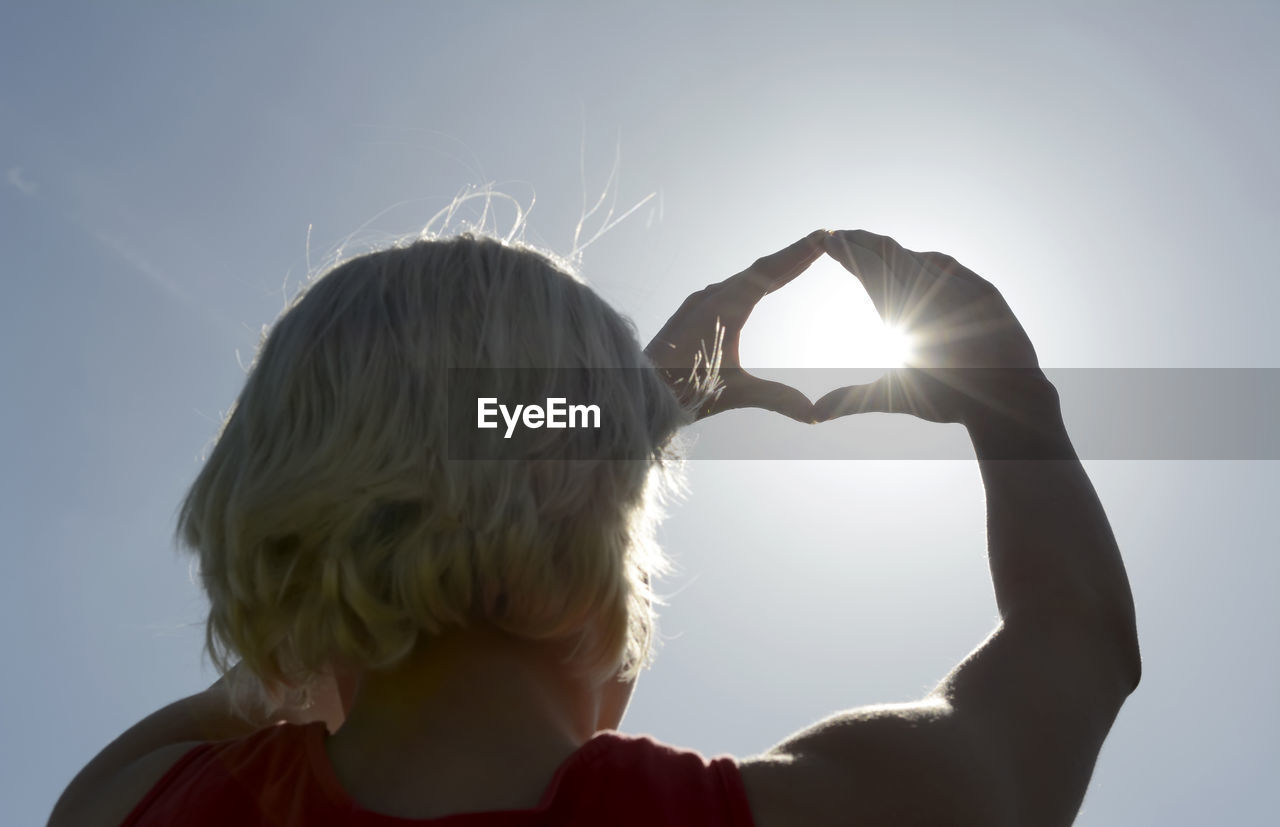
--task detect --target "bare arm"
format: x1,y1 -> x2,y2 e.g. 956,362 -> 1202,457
936,391 -> 1140,822
721,231 -> 1141,826
740,400 -> 1139,827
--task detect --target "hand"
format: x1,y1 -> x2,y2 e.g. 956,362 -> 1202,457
814,230 -> 1055,425
645,229 -> 828,423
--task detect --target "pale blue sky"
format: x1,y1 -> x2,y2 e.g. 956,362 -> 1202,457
4,2 -> 1278,824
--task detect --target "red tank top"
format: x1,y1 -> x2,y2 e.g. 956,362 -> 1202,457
120,722 -> 757,826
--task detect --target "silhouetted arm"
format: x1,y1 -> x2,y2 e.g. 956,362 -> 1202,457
935,385 -> 1140,821
738,230 -> 1141,827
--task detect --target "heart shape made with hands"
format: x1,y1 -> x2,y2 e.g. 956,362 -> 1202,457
646,229 -> 915,424
650,227 -> 1044,426
684,228 -> 1044,427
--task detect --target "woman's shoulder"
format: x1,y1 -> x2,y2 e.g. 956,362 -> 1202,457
587,729 -> 738,770
54,724 -> 313,827
562,731 -> 754,825
50,740 -> 207,827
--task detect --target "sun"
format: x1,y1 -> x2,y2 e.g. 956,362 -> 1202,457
876,324 -> 916,367
736,256 -> 917,376
847,322 -> 915,368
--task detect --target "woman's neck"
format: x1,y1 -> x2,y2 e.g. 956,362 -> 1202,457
320,629 -> 604,818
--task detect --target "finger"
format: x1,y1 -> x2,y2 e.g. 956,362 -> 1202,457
813,377 -> 895,421
918,249 -> 988,287
822,230 -> 913,322
824,228 -> 909,264
722,229 -> 828,298
716,372 -> 816,424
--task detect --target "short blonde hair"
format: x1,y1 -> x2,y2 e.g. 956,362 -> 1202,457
175,232 -> 698,711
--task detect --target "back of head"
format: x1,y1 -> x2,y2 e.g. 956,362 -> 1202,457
175,233 -> 691,709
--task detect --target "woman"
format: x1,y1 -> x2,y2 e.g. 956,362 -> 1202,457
50,228 -> 1140,826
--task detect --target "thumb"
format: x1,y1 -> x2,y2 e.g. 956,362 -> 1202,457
716,372 -> 816,424
813,376 -> 898,421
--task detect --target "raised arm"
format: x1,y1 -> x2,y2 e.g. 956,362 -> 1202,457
734,230 -> 1140,827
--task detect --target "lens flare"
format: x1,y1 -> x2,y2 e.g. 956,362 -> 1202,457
843,321 -> 914,368
878,324 -> 916,367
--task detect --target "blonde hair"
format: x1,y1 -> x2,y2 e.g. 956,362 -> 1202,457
175,232 -> 705,715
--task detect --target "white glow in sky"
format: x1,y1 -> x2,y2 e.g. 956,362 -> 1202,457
5,3 -> 1278,826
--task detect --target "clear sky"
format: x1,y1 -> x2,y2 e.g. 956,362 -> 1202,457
4,2 -> 1277,824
